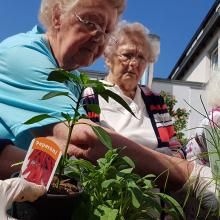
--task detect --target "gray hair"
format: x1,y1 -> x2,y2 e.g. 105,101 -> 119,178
104,21 -> 160,63
39,0 -> 126,32
205,70 -> 220,108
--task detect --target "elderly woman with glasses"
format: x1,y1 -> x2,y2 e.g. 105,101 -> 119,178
0,0 -> 124,216
0,0 -> 125,149
84,21 -> 185,158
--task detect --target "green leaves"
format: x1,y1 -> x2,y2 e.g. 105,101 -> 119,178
48,69 -> 81,84
158,192 -> 186,220
69,147 -> 184,220
128,181 -> 142,208
24,114 -> 53,124
24,68 -> 184,219
94,205 -> 119,220
41,91 -> 70,100
91,126 -> 112,150
99,89 -> 136,118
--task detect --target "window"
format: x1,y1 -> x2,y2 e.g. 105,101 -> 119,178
210,46 -> 218,72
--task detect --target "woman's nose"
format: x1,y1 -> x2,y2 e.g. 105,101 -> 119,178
129,57 -> 139,67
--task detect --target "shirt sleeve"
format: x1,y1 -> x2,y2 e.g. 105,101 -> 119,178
0,45 -> 85,148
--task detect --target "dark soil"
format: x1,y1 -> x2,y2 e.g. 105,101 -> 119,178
48,176 -> 79,195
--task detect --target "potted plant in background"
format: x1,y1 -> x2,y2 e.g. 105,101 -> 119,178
160,91 -> 189,146
13,69 -> 185,220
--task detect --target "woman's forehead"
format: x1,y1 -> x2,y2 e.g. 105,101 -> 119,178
73,0 -> 118,30
117,36 -> 148,52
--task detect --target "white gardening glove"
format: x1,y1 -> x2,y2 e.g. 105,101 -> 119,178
0,177 -> 46,220
181,162 -> 219,214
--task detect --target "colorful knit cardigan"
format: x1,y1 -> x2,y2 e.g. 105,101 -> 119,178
83,87 -> 186,158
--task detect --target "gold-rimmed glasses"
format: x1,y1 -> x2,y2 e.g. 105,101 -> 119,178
116,53 -> 147,65
74,12 -> 118,44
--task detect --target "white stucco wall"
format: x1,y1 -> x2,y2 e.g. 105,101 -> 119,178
183,30 -> 220,83
184,56 -> 209,82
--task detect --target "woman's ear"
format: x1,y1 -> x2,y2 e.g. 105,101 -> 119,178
52,3 -> 62,30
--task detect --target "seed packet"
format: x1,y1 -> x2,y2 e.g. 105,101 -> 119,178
20,137 -> 62,190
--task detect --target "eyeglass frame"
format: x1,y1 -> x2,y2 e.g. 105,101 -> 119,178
74,12 -> 118,44
116,52 -> 148,66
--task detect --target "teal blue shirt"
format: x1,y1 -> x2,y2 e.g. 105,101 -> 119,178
0,26 -> 85,149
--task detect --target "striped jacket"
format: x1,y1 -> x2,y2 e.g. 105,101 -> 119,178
83,87 -> 186,158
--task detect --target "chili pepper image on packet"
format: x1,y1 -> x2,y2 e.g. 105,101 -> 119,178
20,137 -> 62,190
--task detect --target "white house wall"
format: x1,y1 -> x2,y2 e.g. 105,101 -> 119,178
184,56 -> 209,82
183,29 -> 220,83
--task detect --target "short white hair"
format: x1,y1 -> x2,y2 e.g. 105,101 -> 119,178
39,0 -> 126,32
104,20 -> 160,63
205,70 -> 220,108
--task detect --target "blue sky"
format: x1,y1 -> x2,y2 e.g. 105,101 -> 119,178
0,0 -> 215,78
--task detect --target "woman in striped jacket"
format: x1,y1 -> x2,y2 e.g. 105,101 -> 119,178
84,21 -> 185,159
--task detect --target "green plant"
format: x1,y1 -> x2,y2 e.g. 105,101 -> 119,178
24,69 -> 185,219
160,91 -> 189,145
68,148 -> 185,220
185,96 -> 220,218
192,97 -> 220,195
24,69 -> 134,185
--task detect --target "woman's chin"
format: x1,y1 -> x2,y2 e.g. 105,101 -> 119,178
76,54 -> 95,68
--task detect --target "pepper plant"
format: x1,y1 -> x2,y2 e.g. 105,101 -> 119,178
68,148 -> 185,220
24,68 -> 135,186
24,69 -> 185,219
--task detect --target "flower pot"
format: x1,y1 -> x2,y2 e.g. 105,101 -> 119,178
12,192 -> 83,220
11,173 -> 83,220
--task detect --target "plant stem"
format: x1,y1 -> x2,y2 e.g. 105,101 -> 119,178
57,88 -> 83,187
57,124 -> 74,187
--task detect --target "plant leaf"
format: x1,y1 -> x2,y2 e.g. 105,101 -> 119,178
122,156 -> 135,168
119,168 -> 133,174
48,69 -> 81,84
91,126 -> 112,150
86,104 -> 101,114
11,161 -> 23,167
128,181 -> 143,208
61,112 -> 72,123
48,70 -> 69,83
157,192 -> 185,219
41,91 -> 69,100
24,114 -> 53,124
94,205 -> 118,220
80,73 -> 90,84
103,89 -> 136,118
101,179 -> 118,189
68,159 -> 95,172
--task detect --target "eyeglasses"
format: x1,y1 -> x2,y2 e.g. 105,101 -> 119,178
117,53 -> 147,65
74,12 -> 118,44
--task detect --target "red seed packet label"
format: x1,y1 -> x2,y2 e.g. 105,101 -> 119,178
20,137 -> 62,190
